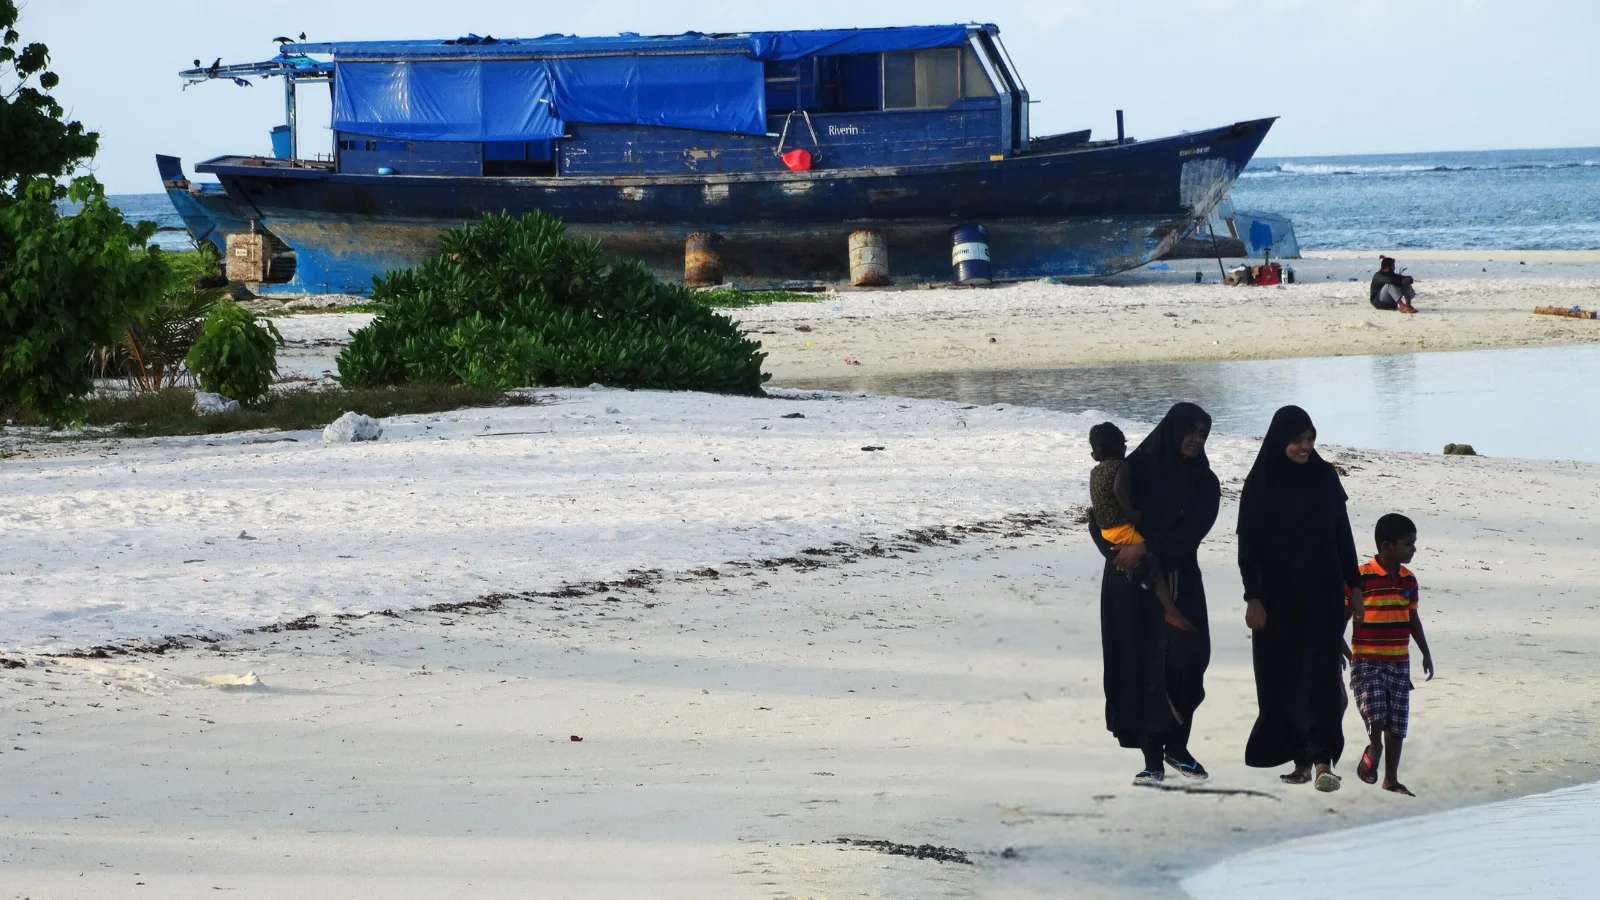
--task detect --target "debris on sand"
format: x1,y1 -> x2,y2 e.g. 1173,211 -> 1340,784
835,838 -> 973,865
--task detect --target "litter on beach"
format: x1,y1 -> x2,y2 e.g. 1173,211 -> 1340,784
1533,305 -> 1597,319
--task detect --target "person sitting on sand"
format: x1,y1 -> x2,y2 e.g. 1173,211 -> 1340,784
1349,513 -> 1435,797
1370,257 -> 1418,314
1089,423 -> 1194,635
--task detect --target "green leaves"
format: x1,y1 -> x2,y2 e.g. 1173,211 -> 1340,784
1,1 -> 99,198
185,301 -> 284,405
0,176 -> 168,425
339,211 -> 769,395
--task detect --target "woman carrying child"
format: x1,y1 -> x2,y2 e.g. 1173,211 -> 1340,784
1238,405 -> 1363,792
1093,402 -> 1220,786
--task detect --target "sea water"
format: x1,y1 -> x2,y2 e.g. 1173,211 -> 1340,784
1231,146 -> 1600,251
798,344 -> 1600,463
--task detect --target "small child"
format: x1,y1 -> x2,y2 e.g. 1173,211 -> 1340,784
1350,513 -> 1435,796
1089,423 -> 1194,632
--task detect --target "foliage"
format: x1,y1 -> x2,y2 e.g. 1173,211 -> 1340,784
1,0 -> 100,199
2,383 -> 518,438
0,178 -> 169,424
337,211 -> 768,394
118,283 -> 223,391
185,301 -> 284,405
0,3 -> 169,424
695,289 -> 820,308
106,246 -> 226,391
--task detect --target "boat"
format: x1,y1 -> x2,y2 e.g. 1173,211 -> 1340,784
1162,195 -> 1302,261
159,25 -> 1276,295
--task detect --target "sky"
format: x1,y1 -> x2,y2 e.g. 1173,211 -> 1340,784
16,0 -> 1600,194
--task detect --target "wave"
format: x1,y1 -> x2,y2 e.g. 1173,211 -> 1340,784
1241,159 -> 1599,178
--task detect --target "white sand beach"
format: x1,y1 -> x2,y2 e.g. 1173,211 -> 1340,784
740,255 -> 1600,383
3,386 -> 1598,898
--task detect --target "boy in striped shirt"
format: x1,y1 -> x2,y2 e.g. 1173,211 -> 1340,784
1350,513 -> 1435,796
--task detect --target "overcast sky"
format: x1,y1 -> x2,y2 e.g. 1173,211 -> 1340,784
19,0 -> 1600,194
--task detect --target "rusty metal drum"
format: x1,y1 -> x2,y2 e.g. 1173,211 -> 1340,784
684,232 -> 724,287
848,230 -> 890,287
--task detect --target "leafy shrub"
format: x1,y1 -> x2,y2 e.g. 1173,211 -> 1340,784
337,211 -> 768,394
185,301 -> 283,404
0,178 -> 168,424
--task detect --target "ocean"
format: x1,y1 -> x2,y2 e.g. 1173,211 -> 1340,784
109,146 -> 1600,254
1230,146 -> 1600,251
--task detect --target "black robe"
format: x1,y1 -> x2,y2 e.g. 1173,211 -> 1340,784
1238,405 -> 1362,768
1096,403 -> 1220,750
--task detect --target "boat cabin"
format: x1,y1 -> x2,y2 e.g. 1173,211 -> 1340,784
184,25 -> 1041,180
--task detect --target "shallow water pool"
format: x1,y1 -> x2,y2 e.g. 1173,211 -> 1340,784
795,343 -> 1600,461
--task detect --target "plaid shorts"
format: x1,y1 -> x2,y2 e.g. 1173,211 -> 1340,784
1350,659 -> 1413,737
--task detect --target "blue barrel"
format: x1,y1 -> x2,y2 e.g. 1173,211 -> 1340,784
950,224 -> 992,285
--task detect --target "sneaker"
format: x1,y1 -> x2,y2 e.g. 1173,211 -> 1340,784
1164,755 -> 1209,781
1133,768 -> 1165,787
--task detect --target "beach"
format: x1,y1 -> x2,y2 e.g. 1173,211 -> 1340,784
738,253 -> 1600,384
3,370 -> 1598,896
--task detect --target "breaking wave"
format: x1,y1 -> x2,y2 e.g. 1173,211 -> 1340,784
1241,159 -> 1599,179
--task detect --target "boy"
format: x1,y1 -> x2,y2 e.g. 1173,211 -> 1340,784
1350,513 -> 1435,796
1088,423 -> 1194,632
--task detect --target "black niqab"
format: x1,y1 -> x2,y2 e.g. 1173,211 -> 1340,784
1096,403 -> 1221,755
1128,401 -> 1213,545
1237,405 -> 1362,768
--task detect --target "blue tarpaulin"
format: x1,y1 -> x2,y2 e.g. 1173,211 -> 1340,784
548,54 -> 766,135
334,61 -> 563,141
746,25 -> 975,61
317,25 -> 989,140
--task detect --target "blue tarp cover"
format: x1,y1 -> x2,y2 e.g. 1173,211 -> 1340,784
746,25 -> 974,61
293,25 -> 986,60
320,25 -> 986,140
548,54 -> 766,135
333,61 -> 564,141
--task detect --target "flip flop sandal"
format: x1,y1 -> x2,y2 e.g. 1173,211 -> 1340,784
1280,768 -> 1313,785
1133,768 -> 1165,787
1384,783 -> 1416,797
1315,771 -> 1343,793
1357,746 -> 1381,785
1164,755 -> 1209,781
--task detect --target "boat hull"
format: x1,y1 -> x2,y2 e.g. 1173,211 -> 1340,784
174,117 -> 1274,294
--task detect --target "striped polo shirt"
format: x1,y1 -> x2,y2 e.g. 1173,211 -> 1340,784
1350,558 -> 1419,662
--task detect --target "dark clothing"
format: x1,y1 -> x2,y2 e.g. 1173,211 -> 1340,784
1096,403 -> 1219,757
1370,270 -> 1406,309
1090,459 -> 1132,530
1238,405 -> 1362,768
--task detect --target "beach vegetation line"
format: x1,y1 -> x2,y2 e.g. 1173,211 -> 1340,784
2,383 -> 516,439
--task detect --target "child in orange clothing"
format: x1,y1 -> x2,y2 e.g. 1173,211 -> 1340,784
1089,423 -> 1193,632
1349,513 -> 1436,796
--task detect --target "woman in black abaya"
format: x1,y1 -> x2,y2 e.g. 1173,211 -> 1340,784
1095,402 -> 1220,785
1238,405 -> 1363,792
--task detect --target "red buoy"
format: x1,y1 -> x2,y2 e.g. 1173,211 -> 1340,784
781,148 -> 812,172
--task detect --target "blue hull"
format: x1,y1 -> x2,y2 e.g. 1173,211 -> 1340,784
169,117 -> 1273,294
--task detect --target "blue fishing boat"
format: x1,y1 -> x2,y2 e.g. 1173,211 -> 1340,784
160,25 -> 1275,295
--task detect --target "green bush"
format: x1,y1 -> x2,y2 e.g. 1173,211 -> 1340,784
0,178 -> 169,424
337,211 -> 768,394
185,301 -> 283,404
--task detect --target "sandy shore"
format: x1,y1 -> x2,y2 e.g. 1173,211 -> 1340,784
738,253 -> 1600,384
3,389 -> 1597,898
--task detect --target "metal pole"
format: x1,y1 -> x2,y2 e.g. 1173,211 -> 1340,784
1208,222 -> 1227,281
1116,109 -> 1124,146
285,75 -> 298,160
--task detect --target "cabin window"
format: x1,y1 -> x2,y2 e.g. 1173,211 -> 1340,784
882,48 -> 996,109
963,49 -> 998,98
